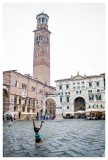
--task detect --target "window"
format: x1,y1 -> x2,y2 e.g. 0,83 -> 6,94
67,97 -> 69,102
88,90 -> 92,93
89,95 -> 94,101
15,81 -> 18,87
58,92 -> 63,96
73,83 -> 76,88
59,85 -> 62,90
39,35 -> 42,40
25,99 -> 26,105
97,105 -> 98,108
76,90 -> 81,94
60,97 -> 62,102
96,82 -> 99,86
22,84 -> 26,90
42,17 -> 44,23
28,99 -> 30,105
36,36 -> 38,41
14,97 -> 17,104
66,84 -> 69,89
65,92 -> 70,95
77,82 -> 80,87
101,104 -> 103,108
37,53 -> 40,57
89,82 -> 92,87
32,87 -> 35,92
96,95 -> 101,100
19,98 -> 21,105
97,89 -> 100,92
67,106 -> 69,109
89,105 -> 91,108
82,82 -> 85,87
33,101 -> 35,106
45,35 -> 49,43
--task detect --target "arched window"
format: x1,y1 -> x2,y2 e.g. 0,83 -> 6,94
36,36 -> 38,41
14,97 -> 17,104
42,17 -> 44,23
39,35 -> 42,40
37,53 -> 40,57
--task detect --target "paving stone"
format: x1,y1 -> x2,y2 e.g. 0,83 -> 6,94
48,151 -> 65,157
43,144 -> 57,152
65,150 -> 83,157
3,149 -> 13,156
3,119 -> 105,157
49,141 -> 61,147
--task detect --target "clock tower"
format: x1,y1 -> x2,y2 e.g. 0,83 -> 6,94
33,12 -> 51,85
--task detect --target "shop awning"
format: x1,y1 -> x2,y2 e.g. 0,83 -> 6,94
85,108 -> 105,112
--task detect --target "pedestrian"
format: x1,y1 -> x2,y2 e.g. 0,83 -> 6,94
14,115 -> 16,121
9,115 -> 13,126
33,118 -> 43,147
48,114 -> 49,120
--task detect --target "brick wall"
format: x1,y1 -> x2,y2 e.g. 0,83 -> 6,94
33,28 -> 50,86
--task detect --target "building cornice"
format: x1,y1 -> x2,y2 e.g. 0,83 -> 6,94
33,27 -> 51,34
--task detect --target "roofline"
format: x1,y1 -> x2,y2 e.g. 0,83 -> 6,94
55,73 -> 105,82
3,70 -> 17,73
36,13 -> 49,19
3,70 -> 55,90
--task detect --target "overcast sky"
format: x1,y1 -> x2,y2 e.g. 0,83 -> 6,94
3,3 -> 105,87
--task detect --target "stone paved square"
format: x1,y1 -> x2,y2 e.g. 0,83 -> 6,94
3,119 -> 105,157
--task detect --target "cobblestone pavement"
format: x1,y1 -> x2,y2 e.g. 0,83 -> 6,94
3,119 -> 105,157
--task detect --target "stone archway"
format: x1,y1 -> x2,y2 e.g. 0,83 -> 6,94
43,95 -> 63,121
74,97 -> 86,112
44,98 -> 56,115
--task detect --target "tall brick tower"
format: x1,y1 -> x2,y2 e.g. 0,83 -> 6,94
33,12 -> 51,85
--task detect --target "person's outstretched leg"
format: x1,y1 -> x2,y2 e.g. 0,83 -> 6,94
33,118 -> 35,128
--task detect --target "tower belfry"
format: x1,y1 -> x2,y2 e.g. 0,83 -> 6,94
33,12 -> 51,85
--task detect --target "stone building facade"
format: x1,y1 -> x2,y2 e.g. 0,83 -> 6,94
55,73 -> 105,118
3,12 -> 56,119
3,70 -> 56,119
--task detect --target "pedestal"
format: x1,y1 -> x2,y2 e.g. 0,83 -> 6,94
54,106 -> 64,121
